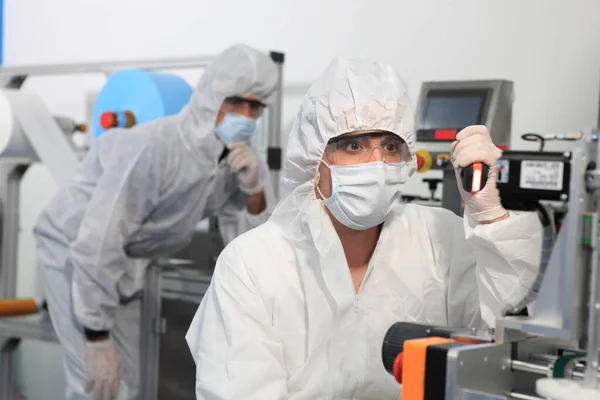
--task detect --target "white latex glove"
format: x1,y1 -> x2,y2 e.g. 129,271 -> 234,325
451,125 -> 508,222
227,142 -> 263,195
85,338 -> 123,400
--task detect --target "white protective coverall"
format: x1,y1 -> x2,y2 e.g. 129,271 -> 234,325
33,44 -> 278,399
186,58 -> 542,399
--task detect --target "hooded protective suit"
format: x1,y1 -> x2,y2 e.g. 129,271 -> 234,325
33,44 -> 278,399
186,58 -> 542,399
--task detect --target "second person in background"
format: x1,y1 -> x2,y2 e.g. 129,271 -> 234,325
33,44 -> 278,400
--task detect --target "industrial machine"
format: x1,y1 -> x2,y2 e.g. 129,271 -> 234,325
382,129 -> 600,399
409,80 -> 514,214
92,68 -> 193,139
0,51 -> 284,400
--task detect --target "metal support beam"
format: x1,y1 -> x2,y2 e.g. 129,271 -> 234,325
0,56 -> 218,77
442,169 -> 463,216
267,52 -> 285,198
139,264 -> 163,400
0,164 -> 28,400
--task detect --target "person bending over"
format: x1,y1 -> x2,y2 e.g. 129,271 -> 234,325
34,44 -> 279,400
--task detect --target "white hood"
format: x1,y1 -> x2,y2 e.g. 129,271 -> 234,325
271,57 -> 416,241
177,44 -> 278,159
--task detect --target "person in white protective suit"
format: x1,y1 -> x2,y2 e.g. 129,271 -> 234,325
33,44 -> 279,400
186,57 -> 542,399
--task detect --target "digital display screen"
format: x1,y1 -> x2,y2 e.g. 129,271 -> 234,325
419,91 -> 488,130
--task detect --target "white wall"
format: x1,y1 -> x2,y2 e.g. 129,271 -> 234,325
4,0 -> 600,397
7,0 -> 600,142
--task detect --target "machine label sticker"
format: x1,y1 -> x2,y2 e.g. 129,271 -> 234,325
519,160 -> 564,191
496,160 -> 509,184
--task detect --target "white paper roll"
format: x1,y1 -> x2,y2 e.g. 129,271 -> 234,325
0,90 -> 38,160
0,90 -> 79,188
537,378 -> 600,400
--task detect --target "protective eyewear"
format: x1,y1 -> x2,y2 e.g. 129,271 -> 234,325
224,96 -> 266,112
325,131 -> 411,165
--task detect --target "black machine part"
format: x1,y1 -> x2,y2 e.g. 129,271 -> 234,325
422,178 -> 442,200
496,151 -> 571,211
458,151 -> 571,211
382,322 -> 497,377
381,322 -> 455,375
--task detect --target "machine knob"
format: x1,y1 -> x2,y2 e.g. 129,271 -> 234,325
99,110 -> 136,130
435,154 -> 451,167
53,116 -> 88,133
382,322 -> 489,385
382,322 -> 453,375
100,112 -> 118,129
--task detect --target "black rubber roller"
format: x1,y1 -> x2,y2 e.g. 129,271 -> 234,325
381,322 -> 455,374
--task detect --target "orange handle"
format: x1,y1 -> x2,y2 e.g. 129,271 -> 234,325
401,337 -> 455,400
0,298 -> 38,317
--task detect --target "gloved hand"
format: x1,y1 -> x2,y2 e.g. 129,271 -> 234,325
85,338 -> 123,400
227,142 -> 263,195
451,125 -> 508,222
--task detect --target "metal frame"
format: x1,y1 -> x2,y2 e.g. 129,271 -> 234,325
0,51 -> 285,400
495,132 -> 597,342
442,170 -> 462,216
0,164 -> 31,400
139,264 -> 163,400
0,56 -> 218,77
267,53 -> 284,197
139,263 -> 213,400
445,342 -> 513,398
441,130 -> 600,399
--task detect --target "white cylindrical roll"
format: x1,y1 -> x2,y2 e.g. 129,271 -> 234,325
0,91 -> 38,161
536,378 -> 600,400
1,90 -> 79,188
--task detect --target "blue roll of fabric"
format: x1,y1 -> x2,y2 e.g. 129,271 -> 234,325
92,68 -> 193,138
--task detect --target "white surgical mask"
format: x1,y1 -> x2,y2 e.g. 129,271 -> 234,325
317,160 -> 412,230
215,113 -> 257,145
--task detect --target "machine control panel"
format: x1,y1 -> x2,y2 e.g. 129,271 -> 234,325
414,80 -> 513,171
416,88 -> 492,143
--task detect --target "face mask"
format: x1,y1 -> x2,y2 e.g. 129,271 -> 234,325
317,161 -> 412,230
215,113 -> 257,145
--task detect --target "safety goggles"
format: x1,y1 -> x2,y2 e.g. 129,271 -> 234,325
325,131 -> 411,165
223,96 -> 267,118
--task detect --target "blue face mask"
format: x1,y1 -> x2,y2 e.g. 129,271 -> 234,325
215,113 -> 257,145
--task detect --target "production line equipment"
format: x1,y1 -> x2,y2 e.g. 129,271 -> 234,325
0,51 -> 285,400
382,129 -> 600,399
409,80 -> 513,213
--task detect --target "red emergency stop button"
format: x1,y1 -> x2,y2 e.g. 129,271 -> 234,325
415,150 -> 433,173
100,111 -> 118,129
416,153 -> 424,169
